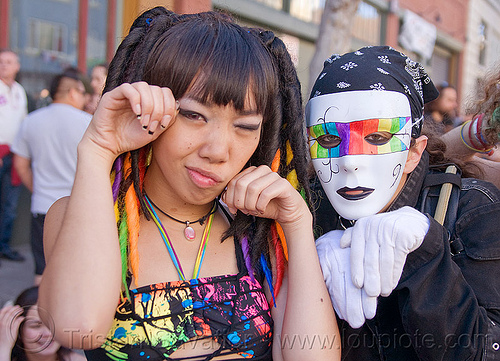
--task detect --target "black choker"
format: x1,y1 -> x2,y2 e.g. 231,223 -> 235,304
144,193 -> 218,241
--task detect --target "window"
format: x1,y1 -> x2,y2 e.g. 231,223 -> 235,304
252,0 -> 325,24
479,21 -> 487,65
28,18 -> 67,53
252,0 -> 283,11
290,0 -> 324,24
351,1 -> 381,45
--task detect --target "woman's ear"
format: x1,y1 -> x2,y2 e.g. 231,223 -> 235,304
403,135 -> 428,174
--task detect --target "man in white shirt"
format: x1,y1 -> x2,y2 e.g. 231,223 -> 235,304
12,72 -> 91,283
0,49 -> 27,263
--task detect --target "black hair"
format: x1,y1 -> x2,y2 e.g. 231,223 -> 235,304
108,7 -> 312,283
48,71 -> 85,99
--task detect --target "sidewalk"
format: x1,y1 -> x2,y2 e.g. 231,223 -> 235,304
0,243 -> 35,306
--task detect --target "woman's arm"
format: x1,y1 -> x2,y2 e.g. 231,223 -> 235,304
274,210 -> 341,361
222,165 -> 341,361
39,82 -> 177,349
39,144 -> 121,349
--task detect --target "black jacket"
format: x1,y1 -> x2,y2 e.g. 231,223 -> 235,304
314,152 -> 500,360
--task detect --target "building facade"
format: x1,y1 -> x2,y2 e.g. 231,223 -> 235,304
4,0 -> 498,112
463,0 -> 500,110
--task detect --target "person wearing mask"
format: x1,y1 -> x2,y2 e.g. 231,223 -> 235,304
308,46 -> 500,360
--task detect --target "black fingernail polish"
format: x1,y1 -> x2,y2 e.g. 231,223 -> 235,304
142,125 -> 148,130
148,130 -> 154,135
137,114 -> 142,120
160,124 -> 166,129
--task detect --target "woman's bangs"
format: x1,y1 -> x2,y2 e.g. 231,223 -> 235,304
145,18 -> 277,114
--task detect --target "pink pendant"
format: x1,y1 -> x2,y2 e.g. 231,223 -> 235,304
184,225 -> 196,241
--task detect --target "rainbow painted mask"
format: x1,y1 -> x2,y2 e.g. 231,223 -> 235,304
308,116 -> 411,159
306,91 -> 412,220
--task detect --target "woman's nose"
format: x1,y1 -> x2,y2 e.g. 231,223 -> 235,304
199,126 -> 230,162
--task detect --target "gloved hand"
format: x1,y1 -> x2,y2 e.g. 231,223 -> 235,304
316,230 -> 378,328
340,206 -> 430,297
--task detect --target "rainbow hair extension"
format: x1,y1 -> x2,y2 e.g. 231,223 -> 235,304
122,154 -> 140,286
271,149 -> 281,173
270,223 -> 285,300
260,254 -> 276,308
241,236 -> 255,281
113,147 -> 152,300
112,154 -> 130,298
118,209 -> 130,300
269,149 -> 288,304
285,141 -> 299,191
111,156 -> 123,202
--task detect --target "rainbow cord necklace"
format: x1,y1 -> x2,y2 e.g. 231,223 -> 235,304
143,194 -> 216,280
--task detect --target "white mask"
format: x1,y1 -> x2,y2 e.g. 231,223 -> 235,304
306,91 -> 413,220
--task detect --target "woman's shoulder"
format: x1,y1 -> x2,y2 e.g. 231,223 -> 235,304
460,177 -> 500,203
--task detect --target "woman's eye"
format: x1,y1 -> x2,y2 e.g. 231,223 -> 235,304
236,123 -> 261,131
26,320 -> 42,328
316,134 -> 341,149
365,131 -> 392,145
178,109 -> 205,122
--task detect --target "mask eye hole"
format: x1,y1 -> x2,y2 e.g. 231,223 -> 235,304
316,134 -> 341,149
364,131 -> 392,146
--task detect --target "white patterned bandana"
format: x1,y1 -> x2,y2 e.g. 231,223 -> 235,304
309,46 -> 439,137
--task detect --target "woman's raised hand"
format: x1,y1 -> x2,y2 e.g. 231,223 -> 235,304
222,165 -> 311,229
83,82 -> 178,161
0,305 -> 24,358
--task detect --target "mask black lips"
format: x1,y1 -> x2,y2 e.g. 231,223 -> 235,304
336,186 -> 374,200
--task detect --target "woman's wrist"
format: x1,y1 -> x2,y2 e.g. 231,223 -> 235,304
460,117 -> 495,154
278,208 -> 313,243
77,136 -> 118,170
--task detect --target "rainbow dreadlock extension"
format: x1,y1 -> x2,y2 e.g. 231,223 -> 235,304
112,152 -> 143,299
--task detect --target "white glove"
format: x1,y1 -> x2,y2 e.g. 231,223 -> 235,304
340,206 -> 430,297
316,230 -> 378,328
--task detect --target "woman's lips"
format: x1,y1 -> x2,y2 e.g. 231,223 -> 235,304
187,167 -> 221,188
336,186 -> 374,200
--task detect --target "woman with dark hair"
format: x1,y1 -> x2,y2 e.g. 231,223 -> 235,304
0,287 -> 85,361
38,7 -> 339,361
85,63 -> 109,114
424,83 -> 460,134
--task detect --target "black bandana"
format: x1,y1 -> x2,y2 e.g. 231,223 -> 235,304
309,46 -> 439,137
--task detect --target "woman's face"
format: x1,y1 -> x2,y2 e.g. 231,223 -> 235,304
306,90 -> 412,220
21,306 -> 60,356
90,66 -> 107,95
437,87 -> 458,115
147,94 -> 263,206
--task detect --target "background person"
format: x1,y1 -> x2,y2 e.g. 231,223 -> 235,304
0,286 -> 86,361
39,7 -> 340,361
84,63 -> 108,115
12,72 -> 91,285
0,49 -> 28,263
424,83 -> 460,134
